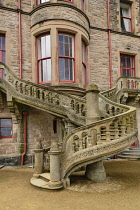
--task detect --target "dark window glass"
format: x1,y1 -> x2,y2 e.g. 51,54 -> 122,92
0,119 -> 12,138
121,55 -> 135,77
59,34 -> 74,81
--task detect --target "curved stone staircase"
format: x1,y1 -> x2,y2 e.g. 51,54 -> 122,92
0,63 -> 138,190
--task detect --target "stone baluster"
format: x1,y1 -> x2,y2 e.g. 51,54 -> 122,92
96,127 -> 101,144
106,124 -> 110,142
79,138 -> 83,150
126,118 -> 131,134
114,121 -> 119,138
121,118 -> 126,136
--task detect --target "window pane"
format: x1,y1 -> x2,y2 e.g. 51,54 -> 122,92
38,0 -> 50,3
59,58 -> 73,81
121,4 -> 130,18
59,58 -> 65,80
59,34 -> 74,57
38,35 -> 51,59
1,128 -> 12,136
2,36 -> 5,50
1,119 -> 12,127
39,59 -> 51,82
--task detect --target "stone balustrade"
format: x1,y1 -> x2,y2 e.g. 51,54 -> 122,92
117,77 -> 140,90
0,63 -> 86,125
101,87 -> 117,101
61,104 -> 137,179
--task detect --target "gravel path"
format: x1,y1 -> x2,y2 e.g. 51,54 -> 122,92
0,160 -> 140,210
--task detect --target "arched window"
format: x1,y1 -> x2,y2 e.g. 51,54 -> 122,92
37,34 -> 51,83
58,33 -> 75,82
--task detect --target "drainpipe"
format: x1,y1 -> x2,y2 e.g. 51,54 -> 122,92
21,112 -> 28,165
18,0 -> 22,79
107,0 -> 113,88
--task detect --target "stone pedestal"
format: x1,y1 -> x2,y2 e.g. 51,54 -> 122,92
85,160 -> 106,182
33,149 -> 44,177
48,141 -> 63,189
33,140 -> 44,177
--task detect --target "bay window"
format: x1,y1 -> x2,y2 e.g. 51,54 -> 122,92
0,119 -> 12,138
120,54 -> 135,77
82,41 -> 86,86
59,34 -> 74,82
37,34 -> 51,83
120,3 -> 132,32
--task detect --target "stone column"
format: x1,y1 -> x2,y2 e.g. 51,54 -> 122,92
48,140 -> 63,189
86,84 -> 100,124
85,84 -> 106,182
33,140 -> 44,177
85,161 -> 106,182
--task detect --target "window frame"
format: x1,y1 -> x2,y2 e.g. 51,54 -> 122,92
120,2 -> 132,32
82,40 -> 87,86
120,54 -> 135,77
0,119 -> 12,139
58,33 -> 75,83
0,34 -> 5,78
0,34 -> 6,63
36,33 -> 51,84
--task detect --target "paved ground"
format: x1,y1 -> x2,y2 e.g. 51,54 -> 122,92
0,160 -> 140,210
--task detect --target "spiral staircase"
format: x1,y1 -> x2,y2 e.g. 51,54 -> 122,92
0,62 -> 138,190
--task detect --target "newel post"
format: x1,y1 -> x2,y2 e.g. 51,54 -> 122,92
86,84 -> 100,124
48,140 -> 63,189
33,140 -> 44,177
85,84 -> 106,182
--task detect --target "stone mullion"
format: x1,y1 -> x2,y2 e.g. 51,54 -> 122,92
51,27 -> 59,86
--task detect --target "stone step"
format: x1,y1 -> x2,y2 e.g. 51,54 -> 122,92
39,172 -> 50,181
120,152 -> 140,156
129,147 -> 140,151
30,177 -> 63,190
118,155 -> 140,159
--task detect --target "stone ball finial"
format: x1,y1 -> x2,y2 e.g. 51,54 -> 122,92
86,84 -> 100,93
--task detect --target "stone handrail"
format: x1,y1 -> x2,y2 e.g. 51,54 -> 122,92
61,104 -> 137,179
101,87 -> 117,101
0,63 -> 86,126
0,63 -> 131,125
